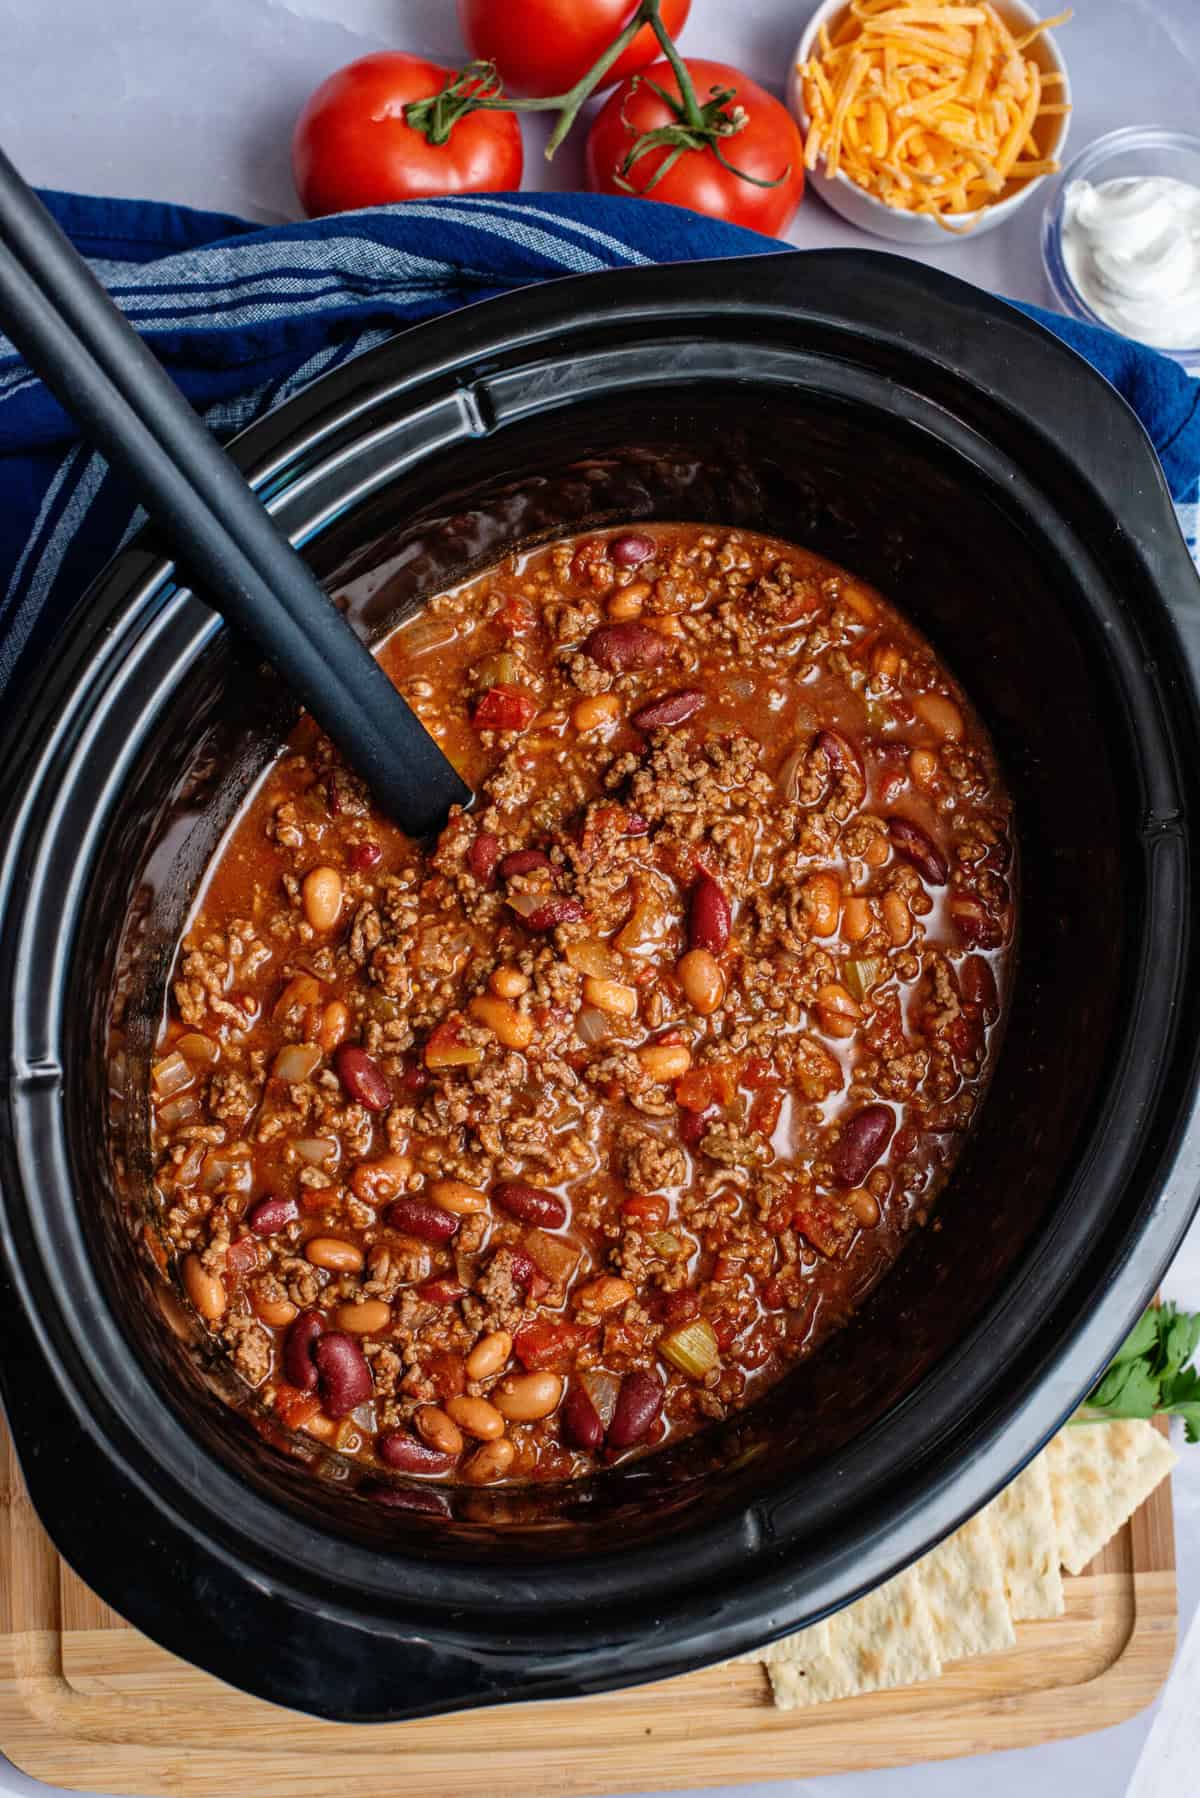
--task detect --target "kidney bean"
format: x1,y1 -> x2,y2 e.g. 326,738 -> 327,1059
583,622 -> 667,672
607,1370 -> 664,1450
385,1197 -> 460,1244
887,815 -> 948,885
347,840 -> 382,871
313,1332 -> 373,1417
562,1382 -> 605,1452
960,954 -> 1000,1020
416,1277 -> 467,1305
246,1193 -> 298,1236
499,848 -> 552,879
505,1248 -> 550,1301
333,1044 -> 392,1111
815,727 -> 864,784
377,1430 -> 456,1475
492,1181 -> 567,1229
467,831 -> 501,884
680,1104 -> 716,1151
610,532 -> 656,567
631,689 -> 705,731
364,1481 -> 450,1517
689,871 -> 731,953
283,1310 -> 325,1393
830,1104 -> 896,1187
523,896 -> 586,931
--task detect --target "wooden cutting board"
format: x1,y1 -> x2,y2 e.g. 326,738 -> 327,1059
0,1415 -> 1177,1798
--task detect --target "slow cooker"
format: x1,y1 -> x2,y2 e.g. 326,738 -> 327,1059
2,250 -> 1199,1721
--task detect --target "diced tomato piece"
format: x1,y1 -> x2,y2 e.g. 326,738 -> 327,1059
425,1349 -> 467,1400
472,684 -> 537,733
711,1314 -> 739,1352
497,594 -> 538,637
675,1059 -> 739,1111
274,1384 -> 322,1432
226,1237 -> 259,1277
741,1056 -> 775,1090
424,1017 -> 484,1070
513,1319 -> 593,1372
749,1085 -> 784,1137
622,1194 -> 669,1228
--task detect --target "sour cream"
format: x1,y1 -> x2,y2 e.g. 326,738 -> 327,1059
1061,175 -> 1200,351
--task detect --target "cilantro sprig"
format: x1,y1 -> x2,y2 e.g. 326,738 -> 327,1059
1073,1302 -> 1200,1442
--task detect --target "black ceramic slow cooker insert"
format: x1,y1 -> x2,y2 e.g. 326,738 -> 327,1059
2,251 -> 1200,1722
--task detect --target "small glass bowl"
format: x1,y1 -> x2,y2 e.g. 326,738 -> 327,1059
1041,126 -> 1200,372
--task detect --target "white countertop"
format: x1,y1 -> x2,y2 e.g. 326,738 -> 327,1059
1,2 -> 1198,1795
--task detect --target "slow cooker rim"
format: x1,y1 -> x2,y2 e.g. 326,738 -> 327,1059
2,246 -> 1200,1718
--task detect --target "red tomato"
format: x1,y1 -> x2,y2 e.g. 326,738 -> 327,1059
586,58 -> 805,235
292,53 -> 523,218
457,0 -> 692,99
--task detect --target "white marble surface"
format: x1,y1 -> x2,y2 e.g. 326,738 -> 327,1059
0,2 -> 1198,1795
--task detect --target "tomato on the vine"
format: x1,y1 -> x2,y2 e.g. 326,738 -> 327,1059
457,0 -> 692,98
586,58 -> 805,235
292,53 -> 523,218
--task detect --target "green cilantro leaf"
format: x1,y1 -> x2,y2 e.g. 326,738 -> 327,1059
1072,1301 -> 1200,1440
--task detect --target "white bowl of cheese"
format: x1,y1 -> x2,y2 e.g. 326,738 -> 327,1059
788,0 -> 1071,244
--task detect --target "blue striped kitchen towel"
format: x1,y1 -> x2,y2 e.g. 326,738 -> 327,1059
1,187 -> 1197,698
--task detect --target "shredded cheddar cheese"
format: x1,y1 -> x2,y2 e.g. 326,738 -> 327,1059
800,0 -> 1071,228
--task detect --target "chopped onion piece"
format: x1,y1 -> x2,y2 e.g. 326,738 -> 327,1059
401,614 -> 458,661
776,746 -> 806,802
647,1230 -> 682,1258
575,1006 -> 611,1046
176,1033 -> 220,1065
273,1042 -> 322,1083
152,1050 -> 192,1098
580,1370 -> 621,1428
507,893 -> 547,918
201,1151 -> 253,1194
294,1136 -> 337,1165
843,958 -> 885,1004
157,1093 -> 200,1128
659,1316 -> 721,1380
565,938 -> 619,980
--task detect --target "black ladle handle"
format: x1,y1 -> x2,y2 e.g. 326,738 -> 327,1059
0,148 -> 470,838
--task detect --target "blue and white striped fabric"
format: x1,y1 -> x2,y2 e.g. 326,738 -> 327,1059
1,189 -> 1197,699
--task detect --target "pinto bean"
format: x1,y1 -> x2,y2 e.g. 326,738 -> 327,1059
416,1406 -> 464,1457
283,1310 -> 325,1393
466,1330 -> 513,1381
607,1370 -> 664,1450
689,871 -> 731,953
609,532 -> 656,567
492,1182 -> 567,1229
385,1197 -> 460,1244
333,1044 -> 392,1111
313,1333 -> 373,1417
582,622 -> 667,672
462,1438 -> 515,1484
182,1254 -> 226,1321
493,1372 -> 564,1423
831,1104 -> 896,1187
301,866 -> 343,931
377,1430 -> 455,1475
631,689 -> 705,730
446,1395 -> 506,1441
887,815 -> 949,885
